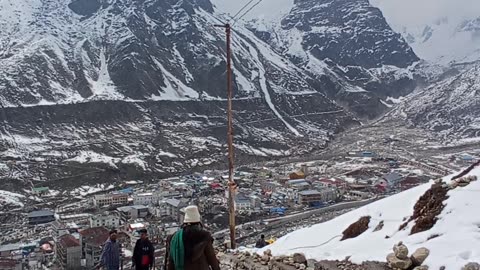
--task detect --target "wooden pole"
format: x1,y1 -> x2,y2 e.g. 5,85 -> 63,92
225,23 -> 236,250
215,23 -> 236,249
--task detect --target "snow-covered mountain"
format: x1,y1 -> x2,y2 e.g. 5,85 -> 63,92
213,0 -> 422,118
369,0 -> 480,66
384,64 -> 480,140
0,0 -> 426,185
264,165 -> 480,269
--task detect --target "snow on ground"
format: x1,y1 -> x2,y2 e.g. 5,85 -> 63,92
263,167 -> 480,269
157,151 -> 178,158
70,184 -> 114,197
66,151 -> 120,168
0,190 -> 25,207
121,155 -> 147,170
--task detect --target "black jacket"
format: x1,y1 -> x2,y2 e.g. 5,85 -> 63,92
255,239 -> 268,248
132,238 -> 155,267
165,225 -> 220,270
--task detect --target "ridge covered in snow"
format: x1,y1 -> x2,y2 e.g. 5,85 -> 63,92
369,0 -> 480,65
264,166 -> 480,269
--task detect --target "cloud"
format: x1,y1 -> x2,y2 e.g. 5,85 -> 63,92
369,0 -> 480,28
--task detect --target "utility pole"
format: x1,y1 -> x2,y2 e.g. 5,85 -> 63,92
215,23 -> 236,249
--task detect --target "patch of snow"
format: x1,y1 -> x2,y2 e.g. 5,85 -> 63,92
151,58 -> 200,100
157,151 -> 178,158
0,190 -> 25,207
66,151 -> 120,168
70,184 -> 114,196
121,155 -> 147,170
386,96 -> 404,104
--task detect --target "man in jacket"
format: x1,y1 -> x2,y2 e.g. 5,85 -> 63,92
255,234 -> 268,249
97,230 -> 121,270
132,229 -> 155,270
166,205 -> 220,270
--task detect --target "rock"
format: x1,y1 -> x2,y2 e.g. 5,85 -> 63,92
463,262 -> 480,270
264,249 -> 272,257
299,264 -> 306,270
373,220 -> 384,232
387,253 -> 412,270
245,251 -> 251,257
393,243 -> 409,259
307,259 -> 317,268
413,266 -> 429,270
262,255 -> 270,262
440,267 -> 446,270
411,247 -> 430,266
293,253 -> 307,264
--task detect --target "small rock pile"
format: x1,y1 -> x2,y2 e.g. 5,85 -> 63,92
219,250 -> 312,270
386,242 -> 429,270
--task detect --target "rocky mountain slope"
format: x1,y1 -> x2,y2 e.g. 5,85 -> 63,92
262,164 -> 480,269
0,0 -> 424,186
383,64 -> 480,141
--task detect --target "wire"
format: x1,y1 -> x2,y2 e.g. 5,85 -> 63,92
232,0 -> 265,26
230,0 -> 256,22
288,235 -> 342,250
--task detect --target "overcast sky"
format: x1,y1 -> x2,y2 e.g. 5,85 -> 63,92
370,0 -> 480,28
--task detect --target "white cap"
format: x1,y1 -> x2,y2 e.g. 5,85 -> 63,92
183,205 -> 201,224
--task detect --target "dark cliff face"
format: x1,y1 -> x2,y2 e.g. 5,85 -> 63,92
282,0 -> 418,68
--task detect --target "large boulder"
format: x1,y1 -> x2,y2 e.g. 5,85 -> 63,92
293,253 -> 307,264
387,253 -> 412,270
411,247 -> 430,266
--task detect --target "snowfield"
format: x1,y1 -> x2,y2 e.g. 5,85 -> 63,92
263,166 -> 480,269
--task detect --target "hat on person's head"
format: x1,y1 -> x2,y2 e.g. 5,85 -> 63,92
109,229 -> 118,235
139,229 -> 148,234
183,205 -> 201,224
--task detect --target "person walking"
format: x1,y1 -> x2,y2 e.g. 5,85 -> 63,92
166,205 -> 220,270
97,230 -> 121,270
255,234 -> 268,248
132,229 -> 155,270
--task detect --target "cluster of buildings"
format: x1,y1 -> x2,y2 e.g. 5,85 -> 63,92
0,155 -> 435,269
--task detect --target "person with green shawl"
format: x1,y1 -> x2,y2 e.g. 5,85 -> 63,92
166,205 -> 220,270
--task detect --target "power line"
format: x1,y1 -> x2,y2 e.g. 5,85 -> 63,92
232,0 -> 265,26
230,0 -> 256,22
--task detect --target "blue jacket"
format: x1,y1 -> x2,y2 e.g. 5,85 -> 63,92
100,239 -> 121,270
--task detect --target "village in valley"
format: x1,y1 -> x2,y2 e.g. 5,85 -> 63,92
1,146 -> 477,270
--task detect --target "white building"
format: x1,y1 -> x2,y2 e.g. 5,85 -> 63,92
93,193 -> 129,207
89,214 -> 121,228
133,193 -> 154,206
